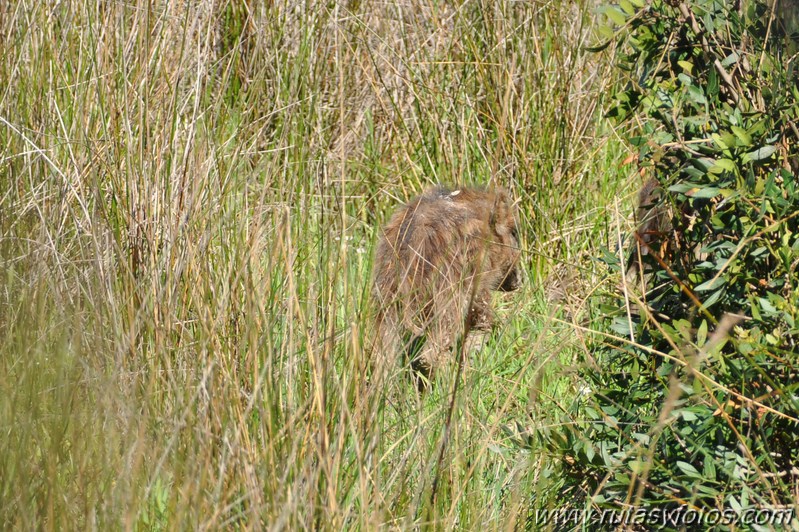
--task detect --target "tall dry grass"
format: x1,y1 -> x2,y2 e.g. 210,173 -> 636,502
0,0 -> 631,528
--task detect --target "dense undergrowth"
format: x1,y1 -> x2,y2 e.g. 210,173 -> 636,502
1,0 -> 795,530
572,0 -> 799,528
0,1 -> 627,528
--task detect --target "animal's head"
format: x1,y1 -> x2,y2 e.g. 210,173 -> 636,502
488,188 -> 522,292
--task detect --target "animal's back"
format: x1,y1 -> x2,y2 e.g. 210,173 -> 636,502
374,187 -> 487,308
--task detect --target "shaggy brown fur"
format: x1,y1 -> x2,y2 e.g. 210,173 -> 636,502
630,177 -> 689,278
372,186 -> 521,386
635,178 -> 670,261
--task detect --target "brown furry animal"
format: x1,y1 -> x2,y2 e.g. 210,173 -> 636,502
627,178 -> 674,283
372,186 -> 522,385
630,177 -> 691,277
634,178 -> 671,262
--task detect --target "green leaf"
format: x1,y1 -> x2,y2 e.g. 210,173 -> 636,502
619,0 -> 636,15
703,459 -> 717,481
691,186 -> 721,198
676,461 -> 701,478
697,319 -> 708,347
694,277 -> 725,292
729,496 -> 742,512
611,316 -> 632,336
712,132 -> 731,149
702,287 -> 725,308
680,409 -> 698,421
669,182 -> 699,193
710,158 -> 736,173
629,460 -> 647,474
687,85 -> 706,104
744,145 -> 777,162
684,166 -> 706,179
596,24 -> 615,40
604,6 -> 628,26
692,157 -> 716,172
585,444 -> 596,463
751,299 -> 762,321
759,297 -> 777,314
721,52 -> 739,67
584,39 -> 614,52
731,125 -> 752,146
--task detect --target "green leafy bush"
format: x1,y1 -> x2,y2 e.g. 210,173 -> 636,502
578,0 -> 799,520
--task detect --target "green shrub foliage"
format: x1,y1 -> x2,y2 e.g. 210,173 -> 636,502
580,0 -> 799,518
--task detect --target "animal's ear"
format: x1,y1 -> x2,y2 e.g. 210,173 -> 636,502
489,189 -> 511,230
